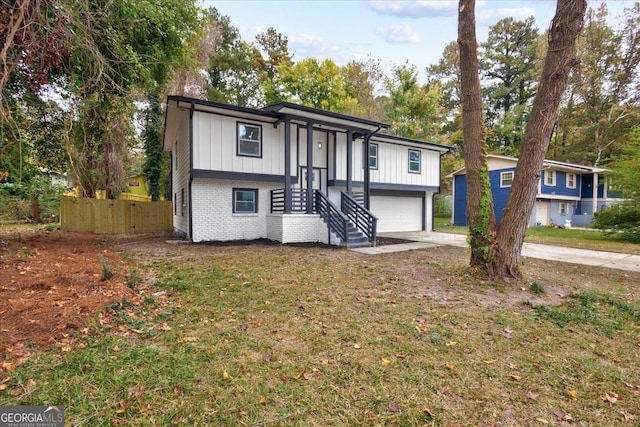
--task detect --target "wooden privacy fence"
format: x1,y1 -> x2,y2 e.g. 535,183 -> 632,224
60,196 -> 172,234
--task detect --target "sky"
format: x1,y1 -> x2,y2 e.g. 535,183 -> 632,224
206,0 -> 633,81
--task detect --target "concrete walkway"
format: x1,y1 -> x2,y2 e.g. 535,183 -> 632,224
350,231 -> 640,273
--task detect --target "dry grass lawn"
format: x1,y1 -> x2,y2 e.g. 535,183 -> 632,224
1,230 -> 639,426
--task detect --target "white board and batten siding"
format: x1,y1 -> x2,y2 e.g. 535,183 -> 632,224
191,112 -> 297,177
369,143 -> 440,187
171,108 -> 191,237
333,136 -> 440,187
296,127 -> 330,169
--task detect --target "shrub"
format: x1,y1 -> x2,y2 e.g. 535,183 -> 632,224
593,203 -> 640,243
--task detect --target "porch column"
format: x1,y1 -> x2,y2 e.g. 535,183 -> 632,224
364,134 -> 371,210
592,172 -> 598,214
284,118 -> 292,214
306,122 -> 314,213
346,131 -> 353,194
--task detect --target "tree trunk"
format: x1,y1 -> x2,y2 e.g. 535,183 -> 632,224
491,0 -> 587,278
458,0 -> 497,269
30,192 -> 41,223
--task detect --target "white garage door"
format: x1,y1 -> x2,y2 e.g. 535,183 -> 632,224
370,196 -> 423,233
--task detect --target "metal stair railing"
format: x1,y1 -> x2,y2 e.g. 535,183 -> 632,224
341,192 -> 377,246
314,190 -> 348,243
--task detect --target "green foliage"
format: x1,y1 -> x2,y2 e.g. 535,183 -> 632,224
271,58 -> 357,112
592,127 -> 640,243
550,4 -> 640,165
480,16 -> 542,153
0,174 -> 66,223
592,204 -> 640,243
468,164 -> 496,266
341,57 -> 386,120
530,292 -> 640,338
384,63 -> 445,140
205,9 -> 262,106
142,93 -> 164,201
99,255 -> 115,281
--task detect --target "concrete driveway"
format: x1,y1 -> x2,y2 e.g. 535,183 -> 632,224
352,231 -> 640,273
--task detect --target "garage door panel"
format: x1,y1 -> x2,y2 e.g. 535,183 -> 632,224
370,196 -> 423,233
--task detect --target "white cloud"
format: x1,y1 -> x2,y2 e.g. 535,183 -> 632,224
369,0 -> 457,18
374,24 -> 421,44
476,7 -> 536,26
288,33 -> 353,63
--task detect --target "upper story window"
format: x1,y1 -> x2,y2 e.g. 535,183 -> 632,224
233,188 -> 258,213
237,123 -> 262,157
500,171 -> 514,187
408,149 -> 421,174
369,143 -> 378,170
545,170 -> 556,186
566,173 -> 576,189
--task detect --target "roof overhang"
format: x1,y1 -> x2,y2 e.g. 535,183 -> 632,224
163,96 -> 280,150
263,102 -> 389,134
446,154 -> 607,178
372,133 -> 453,152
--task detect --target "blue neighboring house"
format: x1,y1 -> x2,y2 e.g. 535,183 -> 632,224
448,155 -> 621,228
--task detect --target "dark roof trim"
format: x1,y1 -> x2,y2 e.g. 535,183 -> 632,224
263,101 -> 390,129
373,133 -> 454,152
168,95 -> 279,120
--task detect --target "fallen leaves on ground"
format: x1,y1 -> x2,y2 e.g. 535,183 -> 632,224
603,392 -> 622,403
388,402 -> 400,413
553,411 -> 574,422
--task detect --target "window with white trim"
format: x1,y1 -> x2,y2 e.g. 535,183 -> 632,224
545,170 -> 556,186
233,188 -> 258,213
408,149 -> 421,174
566,173 -> 576,189
559,202 -> 568,215
500,171 -> 514,187
237,123 -> 262,157
369,143 -> 378,170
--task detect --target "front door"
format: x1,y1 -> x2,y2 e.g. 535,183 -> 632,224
299,167 -> 326,193
535,200 -> 550,225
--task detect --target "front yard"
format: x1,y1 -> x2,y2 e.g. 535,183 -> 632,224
1,227 -> 639,425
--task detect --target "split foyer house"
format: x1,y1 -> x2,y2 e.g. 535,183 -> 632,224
162,96 -> 451,246
449,154 -> 621,228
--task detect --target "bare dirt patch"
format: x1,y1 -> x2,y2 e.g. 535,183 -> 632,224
0,228 -> 140,362
0,229 -> 573,366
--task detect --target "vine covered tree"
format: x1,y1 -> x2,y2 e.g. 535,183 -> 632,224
458,0 -> 587,279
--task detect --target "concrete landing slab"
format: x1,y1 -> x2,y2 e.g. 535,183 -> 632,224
351,242 -> 440,254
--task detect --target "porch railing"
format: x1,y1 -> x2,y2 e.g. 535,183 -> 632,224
341,191 -> 377,245
351,192 -> 365,206
270,188 -> 313,213
315,190 -> 348,243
